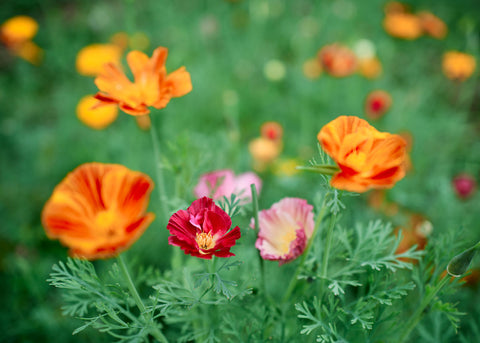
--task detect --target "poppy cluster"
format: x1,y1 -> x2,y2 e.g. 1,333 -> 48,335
0,15 -> 42,64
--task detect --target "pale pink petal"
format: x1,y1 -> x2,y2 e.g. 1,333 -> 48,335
233,172 -> 262,203
193,170 -> 236,200
254,197 -> 315,265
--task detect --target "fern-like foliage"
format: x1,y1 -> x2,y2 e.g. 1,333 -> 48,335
48,258 -> 158,342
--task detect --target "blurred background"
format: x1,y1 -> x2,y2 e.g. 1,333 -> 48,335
1,0 -> 480,341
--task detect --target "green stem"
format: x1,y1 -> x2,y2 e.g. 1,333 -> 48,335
282,200 -> 328,302
117,255 -> 168,343
296,165 -> 340,175
320,213 -> 337,280
149,119 -> 169,221
397,275 -> 450,343
250,184 -> 266,297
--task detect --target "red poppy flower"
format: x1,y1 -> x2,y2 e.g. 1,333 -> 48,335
167,197 -> 241,259
364,90 -> 392,120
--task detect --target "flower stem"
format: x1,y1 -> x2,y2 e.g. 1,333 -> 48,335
117,255 -> 168,343
149,118 -> 169,221
282,199 -> 328,302
320,212 -> 336,280
250,184 -> 266,297
397,275 -> 450,343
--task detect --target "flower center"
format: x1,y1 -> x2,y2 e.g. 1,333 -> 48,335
278,230 -> 296,254
196,232 -> 215,252
94,209 -> 120,238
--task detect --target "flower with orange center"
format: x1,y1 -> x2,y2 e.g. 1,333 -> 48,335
383,12 -> 422,40
94,46 -> 192,116
0,15 -> 42,64
76,44 -> 123,76
418,11 -> 447,39
41,163 -> 155,259
364,90 -> 392,120
317,116 -> 408,192
442,51 -> 476,82
76,94 -> 118,129
318,43 -> 357,78
167,197 -> 241,259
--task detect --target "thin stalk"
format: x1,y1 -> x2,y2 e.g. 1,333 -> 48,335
282,200 -> 328,302
320,213 -> 337,280
397,275 -> 450,343
296,165 -> 339,175
117,255 -> 168,343
250,184 -> 266,297
149,119 -> 169,221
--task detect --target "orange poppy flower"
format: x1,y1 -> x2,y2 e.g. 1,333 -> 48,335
94,47 -> 192,116
318,116 -> 407,192
76,44 -> 123,76
364,90 -> 392,120
41,163 -> 155,260
260,121 -> 283,141
318,43 -> 357,78
418,11 -> 447,39
0,15 -> 43,64
383,12 -> 422,40
442,51 -> 476,82
76,95 -> 118,129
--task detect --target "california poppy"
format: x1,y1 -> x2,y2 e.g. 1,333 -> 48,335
76,44 -> 123,76
76,95 -> 118,129
0,15 -> 42,64
94,46 -> 192,116
442,51 -> 476,82
252,197 -> 314,265
318,116 -> 407,192
41,163 -> 155,259
318,43 -> 357,77
167,197 -> 241,259
383,12 -> 422,40
364,90 -> 392,120
418,11 -> 447,39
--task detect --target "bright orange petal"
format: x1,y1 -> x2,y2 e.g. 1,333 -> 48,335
165,66 -> 193,97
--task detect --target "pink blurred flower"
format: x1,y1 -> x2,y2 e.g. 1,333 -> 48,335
251,198 -> 315,265
452,173 -> 477,200
194,169 -> 262,204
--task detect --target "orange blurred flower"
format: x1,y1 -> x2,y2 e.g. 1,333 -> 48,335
384,1 -> 409,15
76,95 -> 118,130
260,121 -> 283,141
249,137 -> 282,166
318,43 -> 357,77
42,163 -> 155,260
318,116 -> 408,192
94,47 -> 192,116
442,51 -> 476,82
395,214 -> 431,261
383,12 -> 422,40
357,56 -> 382,79
418,11 -> 447,39
364,90 -> 392,120
0,15 -> 37,45
76,44 -> 123,76
0,15 -> 42,64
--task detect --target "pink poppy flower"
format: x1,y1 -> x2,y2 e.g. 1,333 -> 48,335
167,197 -> 241,259
252,198 -> 315,265
193,169 -> 262,204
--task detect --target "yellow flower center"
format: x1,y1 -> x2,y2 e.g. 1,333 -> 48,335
94,209 -> 121,238
346,150 -> 367,167
196,232 -> 215,252
278,230 -> 296,254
